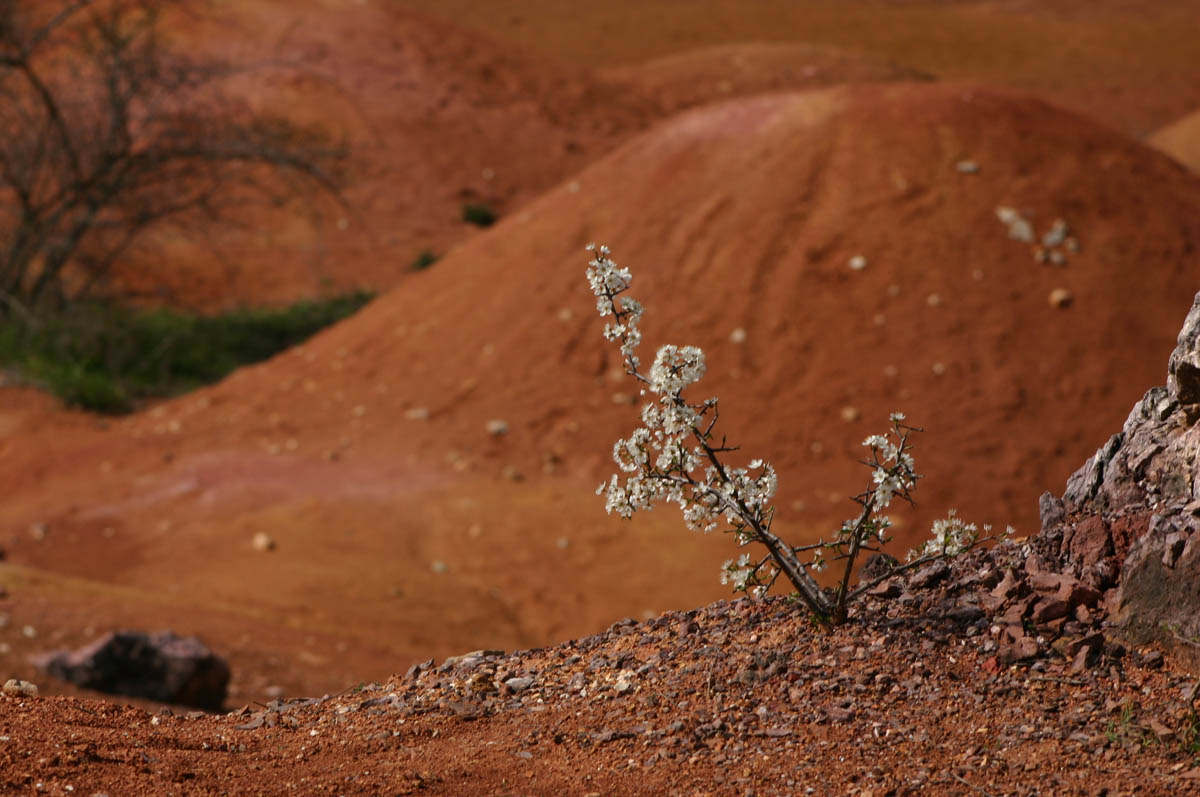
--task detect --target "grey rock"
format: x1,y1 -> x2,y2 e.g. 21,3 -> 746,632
504,676 -> 535,693
40,630 -> 229,709
1036,292 -> 1200,670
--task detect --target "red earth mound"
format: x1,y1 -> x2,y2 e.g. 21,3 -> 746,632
3,82 -> 1199,706
396,0 -> 1200,138
110,2 -> 922,310
1150,108 -> 1200,174
597,41 -> 928,116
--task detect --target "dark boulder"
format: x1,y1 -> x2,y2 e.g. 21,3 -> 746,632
1035,292 -> 1200,668
40,630 -> 230,709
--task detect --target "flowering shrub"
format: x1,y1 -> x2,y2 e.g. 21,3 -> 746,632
586,244 -> 1002,624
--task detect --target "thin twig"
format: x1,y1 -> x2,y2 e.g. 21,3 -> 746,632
951,772 -> 995,797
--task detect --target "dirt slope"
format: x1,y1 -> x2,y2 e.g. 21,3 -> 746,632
2,584 -> 1198,795
1150,108 -> 1200,174
113,1 -> 920,310
3,82 -> 1200,705
597,41 -> 929,116
395,0 -> 1200,137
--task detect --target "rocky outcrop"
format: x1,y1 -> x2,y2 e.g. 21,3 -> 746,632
1036,292 -> 1200,667
39,630 -> 230,709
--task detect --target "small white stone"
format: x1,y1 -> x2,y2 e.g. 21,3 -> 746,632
926,293 -> 942,307
956,160 -> 980,174
1049,288 -> 1073,309
840,406 -> 860,422
404,407 -> 430,421
729,327 -> 747,344
931,362 -> 947,376
848,255 -> 868,271
486,419 -> 509,437
2,679 -> 37,698
430,560 -> 448,574
252,533 -> 276,553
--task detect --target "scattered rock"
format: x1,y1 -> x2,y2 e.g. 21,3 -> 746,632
859,553 -> 899,581
2,679 -> 37,698
997,635 -> 1040,666
955,160 -> 980,174
504,676 -> 534,693
486,419 -> 509,436
848,255 -> 867,271
1035,292 -> 1200,670
996,206 -> 1034,243
1049,288 -> 1073,308
729,327 -> 747,343
39,630 -> 230,709
251,532 -> 276,552
909,560 -> 950,589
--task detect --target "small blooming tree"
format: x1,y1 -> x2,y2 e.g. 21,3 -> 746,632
586,244 -> 1000,625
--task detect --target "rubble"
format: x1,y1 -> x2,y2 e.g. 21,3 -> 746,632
1035,292 -> 1200,668
38,630 -> 230,709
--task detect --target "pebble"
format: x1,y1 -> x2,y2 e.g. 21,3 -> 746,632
956,160 -> 980,174
252,532 -> 276,552
2,679 -> 37,698
1049,288 -> 1073,309
729,327 -> 747,344
505,677 -> 535,693
486,419 -> 509,436
848,255 -> 867,271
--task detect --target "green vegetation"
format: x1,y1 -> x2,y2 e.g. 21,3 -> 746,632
412,249 -> 439,271
0,292 -> 374,414
462,203 -> 498,227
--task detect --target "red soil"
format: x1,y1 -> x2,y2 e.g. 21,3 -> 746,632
110,1 -> 920,311
4,80 -> 1199,709
1151,108 -> 1200,174
395,0 -> 1200,137
4,3 -> 1200,792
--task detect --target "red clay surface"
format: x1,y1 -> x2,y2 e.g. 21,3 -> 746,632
3,2 -> 1200,792
1151,108 -> 1200,174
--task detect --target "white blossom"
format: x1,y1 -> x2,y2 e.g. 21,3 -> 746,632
585,244 -> 986,614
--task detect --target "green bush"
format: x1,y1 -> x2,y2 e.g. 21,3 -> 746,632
411,250 -> 439,271
461,203 -> 498,227
0,292 -> 374,413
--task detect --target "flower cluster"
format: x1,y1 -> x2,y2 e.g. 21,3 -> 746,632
585,244 -> 998,624
588,246 -> 779,546
909,509 -> 1014,560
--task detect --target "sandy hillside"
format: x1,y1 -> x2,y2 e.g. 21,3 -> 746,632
395,0 -> 1200,138
1150,108 -> 1200,174
3,81 -> 1199,707
105,1 -> 923,310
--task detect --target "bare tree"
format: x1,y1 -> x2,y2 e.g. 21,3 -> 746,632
0,0 -> 345,313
